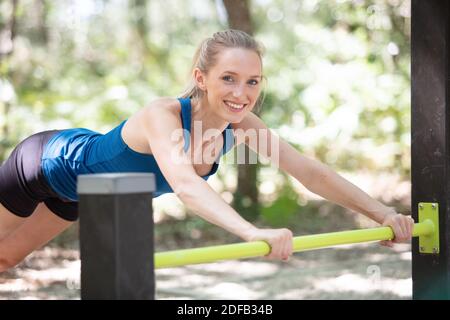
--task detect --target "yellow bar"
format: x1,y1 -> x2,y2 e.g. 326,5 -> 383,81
155,220 -> 434,269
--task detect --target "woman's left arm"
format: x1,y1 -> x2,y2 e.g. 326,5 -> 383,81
234,112 -> 414,244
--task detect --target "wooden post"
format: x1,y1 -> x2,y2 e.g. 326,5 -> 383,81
411,0 -> 450,300
77,173 -> 155,300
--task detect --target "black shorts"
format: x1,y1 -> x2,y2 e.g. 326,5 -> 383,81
0,130 -> 78,222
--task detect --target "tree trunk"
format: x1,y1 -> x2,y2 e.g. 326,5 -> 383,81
222,0 -> 260,221
32,0 -> 48,45
129,0 -> 150,54
222,0 -> 253,35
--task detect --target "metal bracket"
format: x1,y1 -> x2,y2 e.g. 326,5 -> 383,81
418,202 -> 440,254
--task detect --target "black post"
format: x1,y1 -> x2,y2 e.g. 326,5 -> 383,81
411,0 -> 450,300
77,173 -> 156,300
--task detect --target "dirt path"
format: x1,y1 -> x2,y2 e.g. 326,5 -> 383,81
0,241 -> 411,300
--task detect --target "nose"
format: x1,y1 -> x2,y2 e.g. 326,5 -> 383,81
232,84 -> 245,98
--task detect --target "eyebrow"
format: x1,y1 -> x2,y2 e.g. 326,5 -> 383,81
222,71 -> 262,79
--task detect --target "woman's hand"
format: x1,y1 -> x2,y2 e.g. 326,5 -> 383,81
379,211 -> 415,247
244,228 -> 294,261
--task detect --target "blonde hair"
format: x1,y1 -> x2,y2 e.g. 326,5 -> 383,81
179,29 -> 267,112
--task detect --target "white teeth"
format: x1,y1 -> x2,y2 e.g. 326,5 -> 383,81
225,101 -> 245,109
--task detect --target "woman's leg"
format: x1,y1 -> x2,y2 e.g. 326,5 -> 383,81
0,202 -> 73,272
0,202 -> 27,241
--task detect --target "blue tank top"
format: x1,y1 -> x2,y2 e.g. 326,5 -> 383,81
41,98 -> 235,201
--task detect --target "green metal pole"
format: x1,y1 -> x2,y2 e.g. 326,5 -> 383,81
155,220 -> 435,269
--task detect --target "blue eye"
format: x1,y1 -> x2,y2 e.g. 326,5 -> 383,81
222,75 -> 259,86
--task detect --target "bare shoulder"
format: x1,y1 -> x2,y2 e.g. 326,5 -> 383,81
121,97 -> 183,154
137,97 -> 184,131
143,97 -> 181,115
126,97 -> 182,135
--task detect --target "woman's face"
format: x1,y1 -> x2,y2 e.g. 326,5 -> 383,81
196,48 -> 263,123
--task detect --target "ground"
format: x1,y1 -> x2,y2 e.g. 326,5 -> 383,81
155,242 -> 412,300
0,229 -> 412,300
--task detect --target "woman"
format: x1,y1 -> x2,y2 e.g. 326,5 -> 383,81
0,29 -> 414,272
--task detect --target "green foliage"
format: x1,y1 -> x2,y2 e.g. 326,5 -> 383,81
261,183 -> 300,227
1,0 -> 411,172
233,191 -> 261,222
253,0 -> 411,174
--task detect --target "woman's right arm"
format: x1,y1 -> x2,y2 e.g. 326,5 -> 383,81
139,99 -> 293,260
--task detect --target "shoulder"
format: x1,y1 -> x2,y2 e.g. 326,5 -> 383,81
143,97 -> 181,116
136,97 -> 186,137
137,97 -> 183,131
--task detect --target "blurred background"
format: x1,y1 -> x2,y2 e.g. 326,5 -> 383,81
0,0 -> 412,299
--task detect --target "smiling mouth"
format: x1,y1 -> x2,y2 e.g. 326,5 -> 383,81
224,100 -> 247,112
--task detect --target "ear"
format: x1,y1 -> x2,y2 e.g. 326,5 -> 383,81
193,68 -> 207,92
